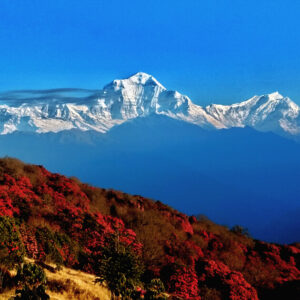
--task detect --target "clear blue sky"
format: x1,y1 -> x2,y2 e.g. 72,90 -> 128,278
1,0 -> 300,105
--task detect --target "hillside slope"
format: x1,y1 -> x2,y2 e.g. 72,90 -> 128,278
0,158 -> 299,299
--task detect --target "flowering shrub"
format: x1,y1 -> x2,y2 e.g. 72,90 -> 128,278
163,264 -> 200,299
196,259 -> 258,300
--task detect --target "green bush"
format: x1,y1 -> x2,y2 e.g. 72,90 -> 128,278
16,263 -> 46,286
95,236 -> 144,299
145,278 -> 167,300
0,216 -> 24,268
13,263 -> 49,300
12,284 -> 49,300
35,227 -> 64,267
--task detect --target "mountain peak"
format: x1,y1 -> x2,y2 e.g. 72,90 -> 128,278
128,72 -> 163,85
268,91 -> 284,100
104,72 -> 166,91
129,71 -> 153,80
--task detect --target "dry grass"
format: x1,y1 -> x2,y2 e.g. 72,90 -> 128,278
0,260 -> 111,300
45,265 -> 111,300
0,290 -> 15,299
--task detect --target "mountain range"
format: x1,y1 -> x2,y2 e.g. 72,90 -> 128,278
0,72 -> 300,140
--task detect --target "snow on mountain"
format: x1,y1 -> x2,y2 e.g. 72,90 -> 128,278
205,91 -> 300,136
0,72 -> 299,137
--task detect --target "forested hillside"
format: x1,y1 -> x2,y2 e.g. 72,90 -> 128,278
0,158 -> 299,299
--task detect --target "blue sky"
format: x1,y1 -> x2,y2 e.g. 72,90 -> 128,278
1,0 -> 300,105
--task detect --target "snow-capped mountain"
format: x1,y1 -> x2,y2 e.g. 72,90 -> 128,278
0,72 -> 299,138
205,91 -> 300,136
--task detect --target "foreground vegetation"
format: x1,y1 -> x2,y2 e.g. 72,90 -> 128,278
0,259 -> 111,300
0,157 -> 299,299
